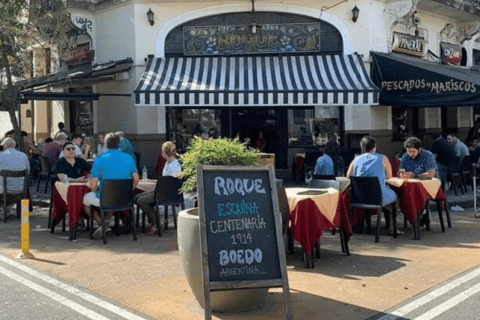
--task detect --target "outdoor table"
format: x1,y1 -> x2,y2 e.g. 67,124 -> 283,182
386,178 -> 444,224
51,179 -> 156,240
386,177 -> 446,239
285,187 -> 352,268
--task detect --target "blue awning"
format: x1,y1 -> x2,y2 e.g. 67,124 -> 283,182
134,54 -> 379,106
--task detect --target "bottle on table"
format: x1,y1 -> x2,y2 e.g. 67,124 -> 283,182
142,166 -> 148,183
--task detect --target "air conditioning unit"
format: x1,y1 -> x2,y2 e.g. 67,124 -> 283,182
115,72 -> 130,81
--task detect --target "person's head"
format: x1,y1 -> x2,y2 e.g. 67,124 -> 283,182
61,141 -> 76,160
325,141 -> 339,157
1,137 -> 16,150
45,138 -> 53,143
4,130 -> 15,139
115,131 -> 125,141
55,132 -> 68,144
162,141 -> 177,159
404,136 -> 423,159
105,132 -> 120,149
58,122 -> 65,130
70,133 -> 83,146
21,131 -> 28,138
431,132 -> 441,141
97,132 -> 106,144
446,133 -> 457,144
360,135 -> 376,153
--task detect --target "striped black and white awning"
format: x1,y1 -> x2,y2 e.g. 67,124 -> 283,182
134,55 -> 379,106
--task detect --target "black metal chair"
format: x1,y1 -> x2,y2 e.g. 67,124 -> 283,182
153,176 -> 185,237
309,179 -> 340,190
460,155 -> 473,193
277,187 -> 294,255
312,174 -> 336,180
449,156 -> 465,196
1,169 -> 29,223
37,156 -> 55,193
89,179 -> 137,244
349,176 -> 397,243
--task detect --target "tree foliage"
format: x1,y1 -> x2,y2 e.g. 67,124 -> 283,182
0,0 -> 69,147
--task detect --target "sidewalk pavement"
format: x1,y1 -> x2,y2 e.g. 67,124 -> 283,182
1,179 -> 480,320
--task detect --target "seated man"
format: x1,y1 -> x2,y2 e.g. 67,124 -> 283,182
314,141 -> 335,176
0,138 -> 30,212
44,132 -> 67,166
430,132 -> 457,185
447,133 -> 470,165
55,141 -> 91,181
399,136 -> 437,179
83,133 -> 139,239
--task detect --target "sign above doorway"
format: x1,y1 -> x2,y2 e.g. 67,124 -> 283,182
183,23 -> 320,56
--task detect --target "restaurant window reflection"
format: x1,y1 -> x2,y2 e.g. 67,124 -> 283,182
288,106 -> 341,147
168,108 -> 221,153
392,107 -> 417,141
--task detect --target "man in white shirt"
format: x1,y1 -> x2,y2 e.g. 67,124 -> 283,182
0,138 -> 30,194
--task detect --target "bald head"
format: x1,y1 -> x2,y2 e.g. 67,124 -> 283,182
1,137 -> 16,149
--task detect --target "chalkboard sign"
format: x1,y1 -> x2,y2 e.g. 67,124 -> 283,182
197,165 -> 292,320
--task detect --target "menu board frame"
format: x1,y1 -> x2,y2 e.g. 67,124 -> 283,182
197,164 -> 292,320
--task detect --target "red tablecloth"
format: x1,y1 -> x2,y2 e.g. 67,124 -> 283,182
51,184 -> 90,229
286,188 -> 352,255
51,180 -> 157,230
387,179 -> 446,224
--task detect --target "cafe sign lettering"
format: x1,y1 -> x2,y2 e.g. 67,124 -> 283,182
62,48 -> 91,63
392,32 -> 427,57
381,79 -> 476,93
440,42 -> 462,65
197,165 -> 292,319
183,23 -> 320,56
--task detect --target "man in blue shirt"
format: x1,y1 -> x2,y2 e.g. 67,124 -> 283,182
83,132 -> 139,239
400,136 -> 437,179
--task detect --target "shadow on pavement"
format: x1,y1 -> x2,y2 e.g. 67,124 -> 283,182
211,289 -> 384,320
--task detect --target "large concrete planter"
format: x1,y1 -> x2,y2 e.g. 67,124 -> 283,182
177,207 -> 268,312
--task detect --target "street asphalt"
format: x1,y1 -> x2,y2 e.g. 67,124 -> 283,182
0,177 -> 479,320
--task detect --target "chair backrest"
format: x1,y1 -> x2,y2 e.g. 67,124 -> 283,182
461,155 -> 473,172
350,176 -> 382,206
154,176 -> 183,205
276,187 -> 290,227
38,155 -> 51,174
1,169 -> 29,196
99,179 -> 134,209
309,179 -> 340,190
312,174 -> 336,180
304,151 -> 323,171
332,155 -> 345,177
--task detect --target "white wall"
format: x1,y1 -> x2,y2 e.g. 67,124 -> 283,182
0,111 -> 13,138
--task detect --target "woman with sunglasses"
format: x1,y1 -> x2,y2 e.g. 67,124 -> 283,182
55,141 -> 92,182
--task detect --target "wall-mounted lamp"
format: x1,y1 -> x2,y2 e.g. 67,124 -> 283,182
352,5 -> 360,23
147,8 -> 154,26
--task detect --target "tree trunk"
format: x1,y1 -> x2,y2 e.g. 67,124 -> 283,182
1,47 -> 24,151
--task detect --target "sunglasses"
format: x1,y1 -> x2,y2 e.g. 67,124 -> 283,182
65,147 -> 75,151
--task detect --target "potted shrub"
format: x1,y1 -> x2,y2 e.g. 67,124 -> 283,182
177,137 -> 268,312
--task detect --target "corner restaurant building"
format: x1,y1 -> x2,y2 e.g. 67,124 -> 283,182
133,9 -> 378,169
63,1 -> 480,170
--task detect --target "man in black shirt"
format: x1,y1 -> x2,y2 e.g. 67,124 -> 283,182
55,141 -> 91,180
430,132 -> 457,184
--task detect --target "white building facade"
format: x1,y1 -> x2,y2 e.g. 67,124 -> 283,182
64,0 -> 480,168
